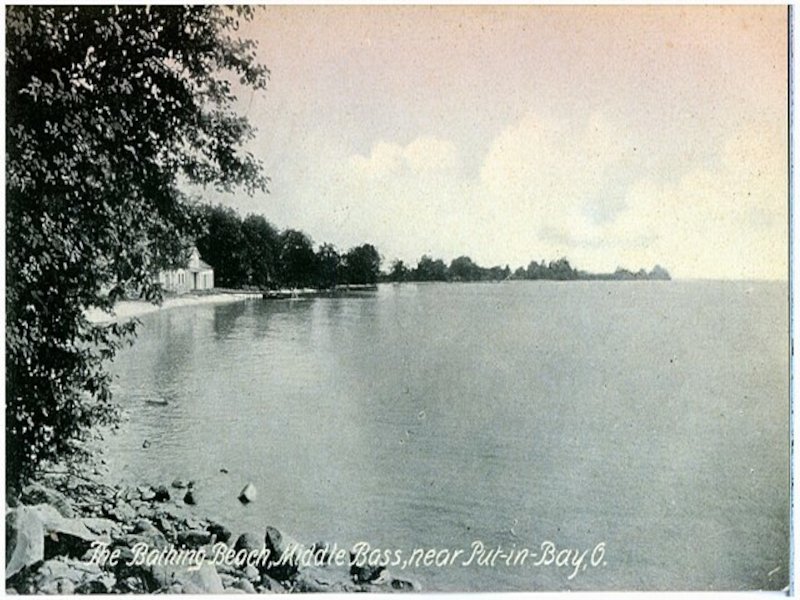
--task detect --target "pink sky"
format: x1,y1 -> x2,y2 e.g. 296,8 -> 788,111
203,6 -> 788,279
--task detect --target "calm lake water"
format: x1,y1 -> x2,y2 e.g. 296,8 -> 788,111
104,281 -> 789,591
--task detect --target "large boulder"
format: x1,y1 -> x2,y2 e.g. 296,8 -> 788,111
6,506 -> 45,578
264,526 -> 299,580
27,504 -> 106,559
208,522 -> 232,544
233,532 -> 264,555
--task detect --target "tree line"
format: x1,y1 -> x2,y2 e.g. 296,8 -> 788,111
195,204 -> 381,289
384,255 -> 670,283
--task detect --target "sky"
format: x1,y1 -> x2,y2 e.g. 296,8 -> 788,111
200,6 -> 788,280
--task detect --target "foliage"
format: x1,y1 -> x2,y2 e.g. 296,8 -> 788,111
341,244 -> 381,285
196,204 -> 247,288
6,5 -> 268,483
241,214 -> 279,288
277,230 -> 317,288
315,244 -> 341,289
413,255 -> 449,282
388,259 -> 410,283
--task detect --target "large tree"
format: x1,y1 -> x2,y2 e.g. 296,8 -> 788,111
241,214 -> 279,289
277,229 -> 316,288
6,6 -> 268,483
342,244 -> 381,285
196,204 -> 247,288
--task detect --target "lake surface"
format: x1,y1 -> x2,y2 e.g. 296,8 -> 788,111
104,281 -> 789,591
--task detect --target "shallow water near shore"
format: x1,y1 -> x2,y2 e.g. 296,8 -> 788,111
103,280 -> 789,591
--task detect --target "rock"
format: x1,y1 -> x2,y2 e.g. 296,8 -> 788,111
220,468 -> 229,474
243,564 -> 260,582
119,528 -> 168,552
264,526 -> 298,580
80,517 -> 119,537
238,483 -> 257,504
183,490 -> 196,505
153,485 -> 170,502
6,506 -> 45,578
32,557 -> 110,595
310,540 -> 332,562
176,529 -> 211,549
108,501 -> 137,522
138,486 -> 156,501
234,532 -> 264,555
350,555 -> 385,584
390,576 -> 421,591
154,516 -> 173,536
21,484 -> 75,518
259,574 -> 284,592
236,578 -> 257,593
133,519 -> 158,534
175,563 -> 224,594
28,504 -> 105,559
142,440 -> 150,448
293,566 -> 356,593
171,479 -> 188,489
208,522 -> 232,544
219,573 -> 238,588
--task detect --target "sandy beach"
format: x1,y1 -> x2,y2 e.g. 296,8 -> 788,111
85,293 -> 255,324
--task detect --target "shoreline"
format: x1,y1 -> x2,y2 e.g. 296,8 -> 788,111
6,470 -> 420,594
85,284 -> 381,324
85,292 -> 256,324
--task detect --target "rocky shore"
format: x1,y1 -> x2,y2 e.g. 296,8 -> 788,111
6,472 -> 420,594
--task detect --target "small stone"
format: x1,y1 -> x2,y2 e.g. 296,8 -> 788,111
243,564 -> 260,581
236,579 -> 256,593
390,577 -> 420,591
350,555 -> 384,584
153,485 -> 170,502
133,519 -> 157,534
171,479 -> 188,489
183,489 -> 197,505
177,529 -> 212,548
238,483 -> 257,504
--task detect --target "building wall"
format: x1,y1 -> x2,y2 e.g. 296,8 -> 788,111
159,247 -> 214,294
160,267 -> 214,293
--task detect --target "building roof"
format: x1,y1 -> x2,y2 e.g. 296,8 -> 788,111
188,259 -> 213,272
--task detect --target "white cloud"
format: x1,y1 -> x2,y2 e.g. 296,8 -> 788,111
252,113 -> 786,280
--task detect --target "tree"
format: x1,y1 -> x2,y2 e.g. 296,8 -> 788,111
277,229 -> 316,288
196,204 -> 246,288
414,255 -> 448,281
315,243 -> 340,289
342,244 -> 381,284
388,259 -> 409,283
241,214 -> 279,288
6,6 -> 268,484
449,256 -> 480,281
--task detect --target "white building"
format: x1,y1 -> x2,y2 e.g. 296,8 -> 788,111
159,246 -> 214,294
